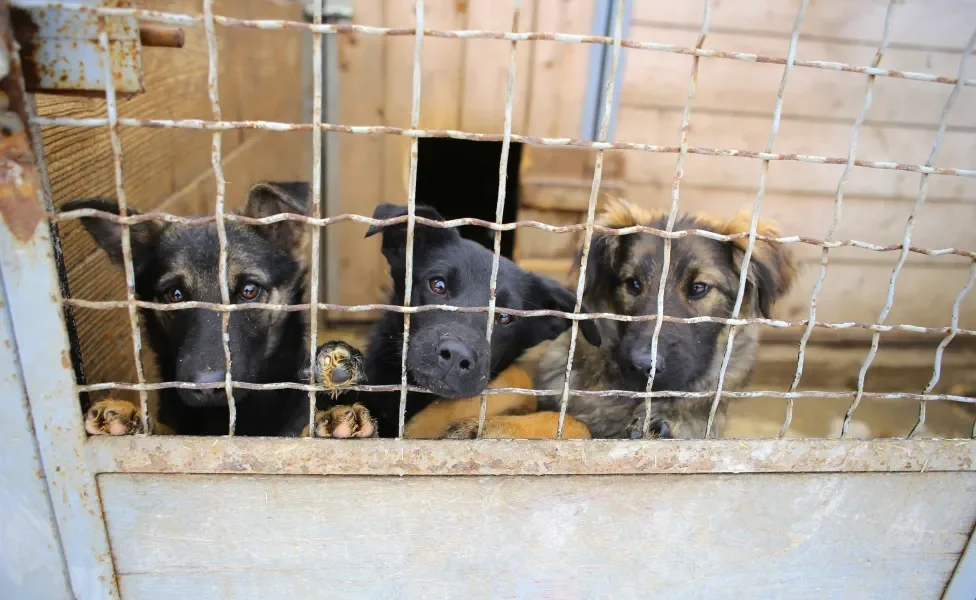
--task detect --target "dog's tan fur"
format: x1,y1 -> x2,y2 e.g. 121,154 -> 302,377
535,199 -> 797,439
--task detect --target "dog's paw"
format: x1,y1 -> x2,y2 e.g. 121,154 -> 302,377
625,415 -> 673,440
303,403 -> 377,438
310,340 -> 366,396
84,399 -> 144,436
441,418 -> 481,439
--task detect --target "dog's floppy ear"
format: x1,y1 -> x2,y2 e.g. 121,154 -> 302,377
62,198 -> 165,276
365,203 -> 461,265
241,181 -> 310,253
525,274 -> 602,348
722,210 -> 797,317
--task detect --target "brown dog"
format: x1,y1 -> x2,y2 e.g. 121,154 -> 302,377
535,199 -> 797,439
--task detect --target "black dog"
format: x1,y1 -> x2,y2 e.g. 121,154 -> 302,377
356,204 -> 602,437
69,181 -> 319,436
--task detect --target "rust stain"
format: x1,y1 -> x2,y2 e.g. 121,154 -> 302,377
0,8 -> 45,242
61,350 -> 71,369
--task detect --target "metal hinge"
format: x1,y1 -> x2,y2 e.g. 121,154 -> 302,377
10,0 -> 183,96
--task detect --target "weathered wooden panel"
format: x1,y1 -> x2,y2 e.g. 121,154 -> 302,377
632,0 -> 976,50
461,1 -> 536,134
101,473 -> 976,600
616,107 -> 976,201
331,0 -> 386,314
620,26 -> 976,129
523,0 -> 597,139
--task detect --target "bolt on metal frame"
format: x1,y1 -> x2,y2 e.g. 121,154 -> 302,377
11,0 -> 976,443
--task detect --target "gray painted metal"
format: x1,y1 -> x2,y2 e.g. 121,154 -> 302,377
0,14 -> 120,593
0,149 -> 121,600
12,0 -> 144,94
0,260 -> 73,600
944,526 -> 976,599
580,0 -> 632,141
100,472 -> 976,600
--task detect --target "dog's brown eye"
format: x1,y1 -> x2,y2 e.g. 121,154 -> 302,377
429,277 -> 447,295
239,282 -> 261,301
164,287 -> 185,303
688,281 -> 710,299
624,277 -> 642,295
495,312 -> 514,325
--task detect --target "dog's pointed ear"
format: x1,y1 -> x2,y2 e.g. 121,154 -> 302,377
722,210 -> 797,317
526,274 -> 602,348
241,181 -> 310,252
365,203 -> 460,263
62,198 -> 164,275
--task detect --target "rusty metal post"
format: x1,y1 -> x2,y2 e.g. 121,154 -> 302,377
0,4 -> 120,598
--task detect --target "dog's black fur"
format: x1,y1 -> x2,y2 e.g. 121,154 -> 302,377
355,204 -> 602,437
66,182 -> 314,436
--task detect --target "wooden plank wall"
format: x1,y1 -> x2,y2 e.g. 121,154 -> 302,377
39,0 -> 310,392
615,0 -> 976,329
332,0 -> 597,315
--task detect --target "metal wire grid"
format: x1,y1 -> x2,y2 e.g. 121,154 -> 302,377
21,0 -> 976,439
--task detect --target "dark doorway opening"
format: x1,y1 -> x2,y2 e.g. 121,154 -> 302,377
415,138 -> 522,259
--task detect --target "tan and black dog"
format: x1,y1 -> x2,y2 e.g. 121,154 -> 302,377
535,199 -> 797,439
70,182 -> 372,438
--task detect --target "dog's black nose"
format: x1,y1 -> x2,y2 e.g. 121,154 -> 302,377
631,349 -> 665,376
331,365 -> 351,385
437,339 -> 475,374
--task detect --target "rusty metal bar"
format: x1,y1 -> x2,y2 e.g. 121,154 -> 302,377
706,0 -> 808,438
556,0 -> 624,439
97,27 -> 151,434
910,261 -> 976,438
307,0 -> 323,435
58,297 -> 976,338
45,207 -> 976,260
32,115 -> 976,180
85,437 -> 976,475
641,0 -> 710,438
202,0 -> 235,434
477,0 -> 521,438
14,2 -> 976,89
842,27 -> 976,438
70,380 -> 976,404
397,0 -> 424,438
782,0 -> 897,438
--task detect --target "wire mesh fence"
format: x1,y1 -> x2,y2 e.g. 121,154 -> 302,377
19,0 -> 976,441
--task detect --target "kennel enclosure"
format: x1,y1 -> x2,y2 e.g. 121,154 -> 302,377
2,1 -> 976,599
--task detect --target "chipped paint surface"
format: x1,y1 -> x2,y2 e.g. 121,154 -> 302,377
11,0 -> 143,94
87,437 -> 976,476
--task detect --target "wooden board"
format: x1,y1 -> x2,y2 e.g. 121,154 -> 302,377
331,0 -> 388,315
619,27 -> 976,129
100,472 -> 976,599
460,1 -> 537,134
632,0 -> 976,50
523,0 -> 597,139
615,107 -> 976,201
